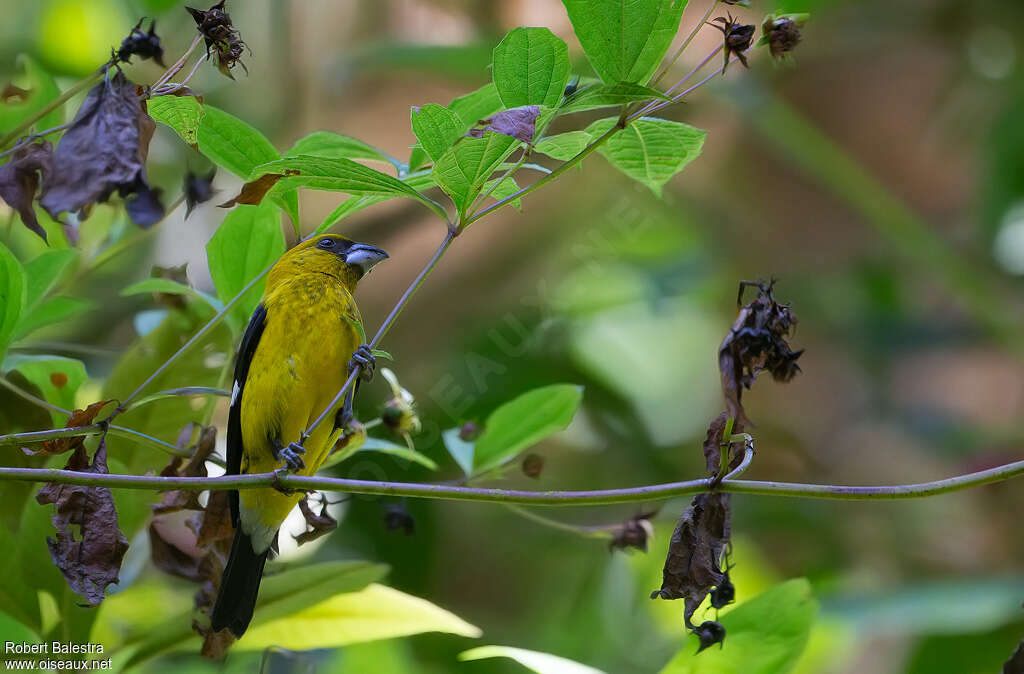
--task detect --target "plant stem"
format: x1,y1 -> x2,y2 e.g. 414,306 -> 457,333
0,459 -> 1020,504
0,121 -> 73,161
0,69 -> 103,149
632,54 -> 738,123
633,44 -> 723,120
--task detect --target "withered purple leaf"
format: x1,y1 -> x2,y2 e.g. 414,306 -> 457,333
650,492 -> 731,630
609,510 -> 657,553
294,495 -> 337,546
467,105 -> 540,144
184,168 -> 217,217
39,70 -> 164,229
710,13 -> 756,72
117,19 -> 165,66
0,141 -> 52,240
384,504 -> 415,536
36,437 -> 130,606
718,279 -> 802,427
186,0 -> 248,80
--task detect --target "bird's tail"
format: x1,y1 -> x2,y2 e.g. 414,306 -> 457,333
210,527 -> 271,638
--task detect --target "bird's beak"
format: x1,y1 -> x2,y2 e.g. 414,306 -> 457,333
345,243 -> 389,275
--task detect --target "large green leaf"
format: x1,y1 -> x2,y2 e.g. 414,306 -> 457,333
432,131 -> 520,221
11,296 -> 91,342
535,131 -> 593,160
0,55 -> 62,136
586,117 -> 705,195
493,27 -> 571,108
122,561 -> 388,666
461,646 -> 607,674
147,95 -> 204,146
22,248 -> 76,309
236,583 -> 481,651
205,202 -> 284,331
411,104 -> 465,163
660,579 -> 818,674
315,172 -> 436,234
120,278 -> 223,312
285,130 -> 397,167
561,82 -> 669,113
0,242 -> 26,357
473,384 -> 583,474
561,0 -> 689,84
2,355 -> 86,425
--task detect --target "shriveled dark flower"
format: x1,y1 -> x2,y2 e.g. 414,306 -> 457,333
710,13 -> 756,73
117,19 -> 165,66
693,620 -> 726,652
521,453 -> 544,479
186,0 -> 248,79
709,570 -> 735,609
184,168 -> 216,218
609,510 -> 656,553
383,504 -> 415,535
757,13 -> 808,60
718,279 -> 803,426
458,421 -> 479,442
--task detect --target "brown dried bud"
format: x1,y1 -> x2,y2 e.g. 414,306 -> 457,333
711,13 -> 756,72
521,453 -> 544,479
758,13 -> 808,60
186,1 -> 248,79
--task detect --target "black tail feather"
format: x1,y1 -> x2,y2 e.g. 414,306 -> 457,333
211,527 -> 270,638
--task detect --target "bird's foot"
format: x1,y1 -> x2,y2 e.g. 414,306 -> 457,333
349,344 -> 376,382
271,467 -> 299,495
277,441 -> 306,472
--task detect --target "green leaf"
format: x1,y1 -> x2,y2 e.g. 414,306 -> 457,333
432,131 -> 520,220
660,579 -> 818,674
482,175 -> 522,210
492,27 -> 571,108
286,130 -> 398,167
561,82 -> 669,113
11,296 -> 91,341
123,561 -> 387,666
585,116 -> 705,195
460,646 -> 607,674
364,438 -> 436,468
236,583 -> 481,651
197,104 -> 279,178
473,384 -> 582,474
410,83 -> 504,171
120,278 -> 223,312
22,248 -> 76,309
561,0 -> 689,84
535,131 -> 592,160
147,95 -> 204,146
0,55 -> 62,136
316,172 -> 436,234
2,355 -> 86,425
205,202 -> 285,331
0,242 -> 26,357
411,104 -> 465,163
442,427 -> 475,477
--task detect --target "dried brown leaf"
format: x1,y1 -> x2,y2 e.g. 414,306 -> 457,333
27,399 -> 114,457
218,170 -> 297,208
149,517 -> 202,581
35,438 -> 130,606
39,70 -> 164,230
0,141 -> 52,240
152,426 -> 217,514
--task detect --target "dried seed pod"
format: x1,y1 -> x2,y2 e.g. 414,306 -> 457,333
186,1 -> 248,79
710,13 -> 756,72
117,19 -> 165,66
758,13 -> 809,60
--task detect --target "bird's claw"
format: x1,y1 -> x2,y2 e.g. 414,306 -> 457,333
278,441 -> 306,472
349,344 -> 375,382
271,467 -> 298,494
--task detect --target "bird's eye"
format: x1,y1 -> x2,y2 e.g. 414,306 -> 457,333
317,238 -> 334,249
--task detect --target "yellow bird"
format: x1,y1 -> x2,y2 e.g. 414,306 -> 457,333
211,234 -> 388,637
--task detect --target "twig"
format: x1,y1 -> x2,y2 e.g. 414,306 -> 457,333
0,459 -> 1020,503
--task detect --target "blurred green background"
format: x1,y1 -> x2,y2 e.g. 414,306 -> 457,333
1,0 -> 1023,672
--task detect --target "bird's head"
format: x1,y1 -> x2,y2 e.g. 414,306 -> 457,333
269,234 -> 389,290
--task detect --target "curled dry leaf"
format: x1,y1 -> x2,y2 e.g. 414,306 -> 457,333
117,18 -> 165,66
609,510 -> 657,553
39,70 -> 164,230
25,399 -> 114,457
218,170 -> 298,208
184,168 -> 217,217
0,141 -> 52,240
294,495 -> 338,545
186,0 -> 248,79
467,105 -> 541,144
35,438 -> 130,606
718,280 -> 802,427
152,425 -> 217,514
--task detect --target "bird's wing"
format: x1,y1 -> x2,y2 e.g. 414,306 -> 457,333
228,303 -> 267,526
